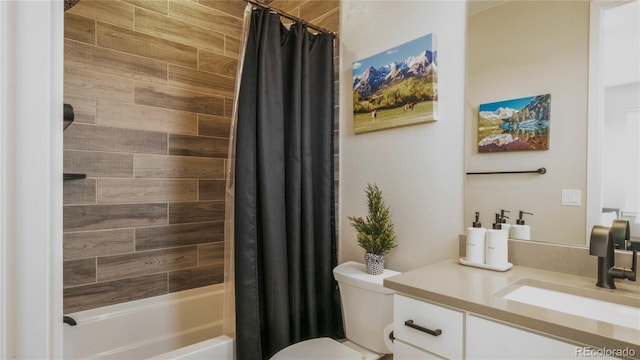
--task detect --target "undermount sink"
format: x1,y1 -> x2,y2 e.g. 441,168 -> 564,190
497,278 -> 640,330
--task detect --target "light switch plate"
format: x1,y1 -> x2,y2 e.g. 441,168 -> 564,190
561,189 -> 582,206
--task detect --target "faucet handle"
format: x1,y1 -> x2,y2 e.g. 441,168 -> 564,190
611,219 -> 630,249
629,250 -> 637,281
589,225 -> 610,257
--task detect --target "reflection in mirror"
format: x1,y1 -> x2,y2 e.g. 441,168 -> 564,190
588,0 -> 640,251
465,1 -> 589,246
465,0 -> 639,250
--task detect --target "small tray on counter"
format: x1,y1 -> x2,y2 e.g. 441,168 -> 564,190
459,258 -> 513,272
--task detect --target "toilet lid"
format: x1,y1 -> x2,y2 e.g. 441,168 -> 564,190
270,337 -> 362,360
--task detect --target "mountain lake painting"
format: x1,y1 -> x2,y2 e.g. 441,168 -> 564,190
477,94 -> 551,152
352,33 -> 438,134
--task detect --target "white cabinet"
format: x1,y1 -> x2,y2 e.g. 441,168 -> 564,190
393,340 -> 444,359
393,295 -> 615,360
465,314 -> 578,359
394,295 -> 463,359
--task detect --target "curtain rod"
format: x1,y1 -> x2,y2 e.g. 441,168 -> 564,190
243,0 -> 337,37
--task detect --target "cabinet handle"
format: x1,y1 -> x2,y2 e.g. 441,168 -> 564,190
404,319 -> 442,337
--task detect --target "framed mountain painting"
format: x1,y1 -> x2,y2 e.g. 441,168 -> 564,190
352,33 -> 438,134
477,94 -> 551,152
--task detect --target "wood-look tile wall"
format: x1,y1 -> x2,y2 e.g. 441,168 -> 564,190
63,0 -> 339,314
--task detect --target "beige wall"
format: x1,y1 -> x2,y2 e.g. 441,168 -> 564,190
465,1 -> 590,245
339,1 -> 467,272
63,0 -> 339,313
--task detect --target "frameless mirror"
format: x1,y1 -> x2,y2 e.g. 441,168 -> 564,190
465,0 -> 639,250
586,0 -> 640,251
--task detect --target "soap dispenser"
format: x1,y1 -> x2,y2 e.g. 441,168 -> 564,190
485,214 -> 509,267
510,211 -> 532,240
492,213 -> 502,230
466,212 -> 486,264
498,209 -> 511,234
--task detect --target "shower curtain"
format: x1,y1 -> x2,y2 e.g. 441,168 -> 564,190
233,7 -> 342,360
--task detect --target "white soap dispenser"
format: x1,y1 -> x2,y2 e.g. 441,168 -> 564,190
485,214 -> 509,267
466,212 -> 486,264
510,211 -> 532,240
498,209 -> 511,235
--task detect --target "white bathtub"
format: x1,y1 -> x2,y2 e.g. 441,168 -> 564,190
147,336 -> 233,360
63,283 -> 233,359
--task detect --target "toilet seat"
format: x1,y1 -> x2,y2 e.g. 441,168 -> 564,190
270,337 -> 362,360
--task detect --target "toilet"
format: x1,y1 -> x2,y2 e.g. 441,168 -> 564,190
271,261 -> 400,360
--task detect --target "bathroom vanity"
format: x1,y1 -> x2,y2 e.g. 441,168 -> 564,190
384,260 -> 640,359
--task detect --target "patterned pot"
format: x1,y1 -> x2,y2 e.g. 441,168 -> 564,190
364,252 -> 385,275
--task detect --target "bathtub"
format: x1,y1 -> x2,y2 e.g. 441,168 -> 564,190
64,283 -> 233,359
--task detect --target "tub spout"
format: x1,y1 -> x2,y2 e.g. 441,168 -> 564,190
63,316 -> 77,326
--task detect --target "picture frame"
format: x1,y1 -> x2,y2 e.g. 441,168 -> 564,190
352,33 -> 438,134
477,94 -> 551,152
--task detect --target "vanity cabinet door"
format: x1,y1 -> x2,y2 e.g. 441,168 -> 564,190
466,314 -> 579,359
393,339 -> 445,359
394,294 -> 464,359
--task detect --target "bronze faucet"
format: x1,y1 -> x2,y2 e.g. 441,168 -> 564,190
589,220 -> 637,289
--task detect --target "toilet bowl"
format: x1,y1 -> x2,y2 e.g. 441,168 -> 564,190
269,337 -> 361,360
271,261 -> 400,360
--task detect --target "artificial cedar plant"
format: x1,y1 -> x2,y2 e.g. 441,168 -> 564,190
348,183 -> 397,255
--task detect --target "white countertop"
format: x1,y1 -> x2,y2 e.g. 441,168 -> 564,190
384,259 -> 640,358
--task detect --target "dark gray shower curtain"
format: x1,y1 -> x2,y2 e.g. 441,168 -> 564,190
234,8 -> 342,360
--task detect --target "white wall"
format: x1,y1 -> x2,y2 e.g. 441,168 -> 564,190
465,1 -> 589,245
603,83 -> 640,214
339,1 -> 466,272
602,0 -> 640,88
0,1 -> 64,358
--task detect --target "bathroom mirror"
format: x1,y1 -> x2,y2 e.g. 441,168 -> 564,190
586,0 -> 640,251
464,0 -> 640,249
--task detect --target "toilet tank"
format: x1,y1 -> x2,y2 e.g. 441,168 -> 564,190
333,261 -> 400,354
